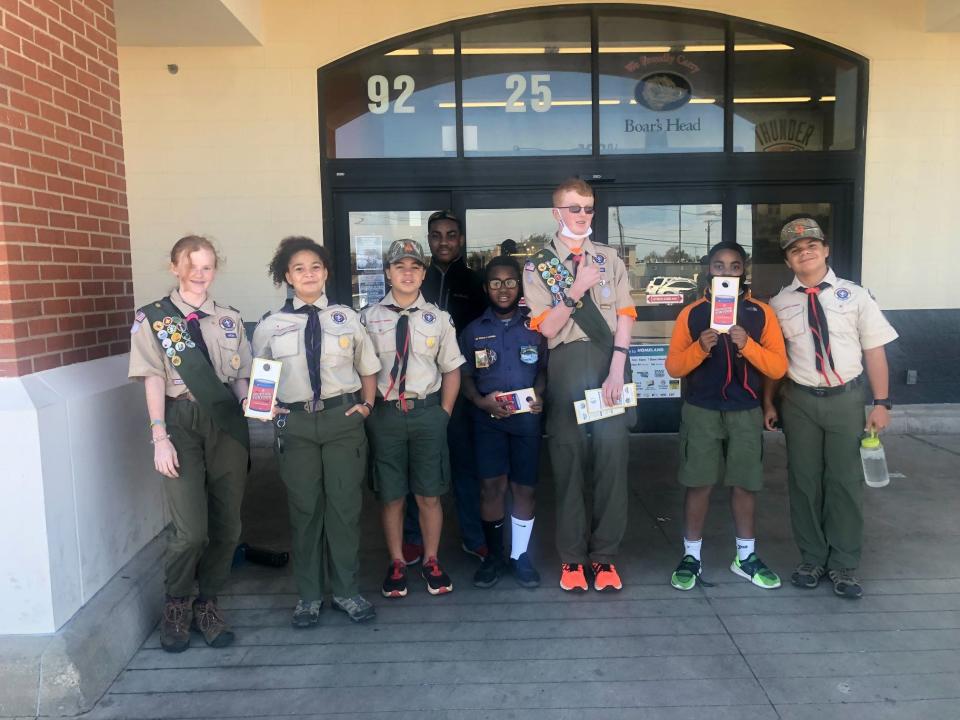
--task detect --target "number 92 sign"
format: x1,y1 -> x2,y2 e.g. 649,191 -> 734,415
366,73 -> 554,114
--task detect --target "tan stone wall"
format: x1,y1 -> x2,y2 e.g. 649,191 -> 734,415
119,0 -> 960,315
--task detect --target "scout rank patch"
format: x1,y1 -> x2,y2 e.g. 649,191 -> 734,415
531,251 -> 580,309
152,309 -> 197,368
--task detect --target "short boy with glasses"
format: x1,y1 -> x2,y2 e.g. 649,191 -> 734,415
460,256 -> 547,588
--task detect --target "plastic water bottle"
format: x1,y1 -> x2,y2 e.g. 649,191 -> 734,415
860,431 -> 890,488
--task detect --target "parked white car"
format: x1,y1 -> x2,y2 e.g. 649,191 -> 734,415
645,276 -> 689,294
653,278 -> 699,299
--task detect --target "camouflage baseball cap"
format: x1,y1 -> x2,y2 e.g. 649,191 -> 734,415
385,239 -> 427,265
780,218 -> 825,249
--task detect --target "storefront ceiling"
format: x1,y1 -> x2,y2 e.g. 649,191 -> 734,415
926,0 -> 960,31
114,0 -> 264,46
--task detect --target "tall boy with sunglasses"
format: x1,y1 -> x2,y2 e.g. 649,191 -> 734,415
461,256 -> 547,588
522,178 -> 637,593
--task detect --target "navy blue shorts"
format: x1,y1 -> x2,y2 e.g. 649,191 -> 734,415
473,417 -> 541,486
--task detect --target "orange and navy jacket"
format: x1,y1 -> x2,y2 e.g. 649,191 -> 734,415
665,289 -> 787,411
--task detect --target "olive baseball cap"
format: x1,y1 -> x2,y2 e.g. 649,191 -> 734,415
385,239 -> 427,265
780,218 -> 825,249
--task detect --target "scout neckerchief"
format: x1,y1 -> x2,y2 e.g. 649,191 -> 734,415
142,297 -> 250,450
528,243 -> 614,349
703,284 -> 758,401
796,281 -> 843,386
383,302 -> 419,411
284,298 -> 323,403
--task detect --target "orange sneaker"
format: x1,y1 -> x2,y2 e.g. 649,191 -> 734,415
559,563 -> 588,592
592,562 -> 623,592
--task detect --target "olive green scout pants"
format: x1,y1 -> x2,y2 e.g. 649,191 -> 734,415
276,407 -> 367,600
164,397 -> 248,599
781,381 -> 866,570
545,340 -> 630,564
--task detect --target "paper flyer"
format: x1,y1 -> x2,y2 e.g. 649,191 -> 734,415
574,399 -> 625,425
358,273 -> 386,308
495,388 -> 537,414
245,358 -> 283,420
584,383 -> 638,413
355,235 -> 383,271
629,345 -> 681,399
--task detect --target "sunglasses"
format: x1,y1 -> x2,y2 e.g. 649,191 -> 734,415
557,205 -> 595,215
487,278 -> 519,289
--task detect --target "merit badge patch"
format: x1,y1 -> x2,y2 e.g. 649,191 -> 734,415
219,316 -> 235,330
835,288 -> 851,300
422,312 -> 436,324
331,311 -> 346,324
524,261 -> 536,272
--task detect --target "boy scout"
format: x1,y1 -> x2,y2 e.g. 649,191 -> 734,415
128,235 -> 250,653
362,239 -> 465,597
522,178 -> 637,593
764,218 -> 898,599
461,256 -> 547,589
665,242 -> 787,591
252,236 -> 379,627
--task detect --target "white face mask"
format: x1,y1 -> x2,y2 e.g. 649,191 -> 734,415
554,211 -> 593,241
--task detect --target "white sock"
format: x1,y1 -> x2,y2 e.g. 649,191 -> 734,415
736,537 -> 755,561
510,516 -> 534,559
683,537 -> 702,562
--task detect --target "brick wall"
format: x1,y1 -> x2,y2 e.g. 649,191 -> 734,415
0,0 -> 131,377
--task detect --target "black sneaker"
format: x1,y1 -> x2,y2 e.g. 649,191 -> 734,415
511,552 -> 541,588
473,555 -> 505,588
381,560 -> 408,599
421,556 -> 453,595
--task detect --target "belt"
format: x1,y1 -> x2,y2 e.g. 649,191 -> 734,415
376,392 -> 440,412
166,392 -> 196,403
789,375 -> 863,398
279,392 -> 359,414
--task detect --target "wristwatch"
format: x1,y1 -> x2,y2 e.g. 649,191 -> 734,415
872,398 -> 893,410
562,295 -> 577,308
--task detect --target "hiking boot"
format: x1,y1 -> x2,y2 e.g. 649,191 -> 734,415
791,562 -> 825,589
422,556 -> 454,595
670,555 -> 702,591
511,552 -> 541,588
560,563 -> 588,592
191,598 -> 235,648
402,541 -> 423,566
473,554 -> 505,588
291,599 -> 322,628
591,562 -> 623,592
382,560 -> 408,599
730,553 -> 782,590
829,568 -> 863,599
461,542 -> 489,561
333,594 -> 376,623
159,596 -> 192,653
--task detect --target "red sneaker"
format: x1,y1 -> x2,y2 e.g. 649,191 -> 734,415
401,541 -> 423,566
559,563 -> 588,592
461,542 -> 489,561
591,562 -> 623,592
421,557 -> 453,595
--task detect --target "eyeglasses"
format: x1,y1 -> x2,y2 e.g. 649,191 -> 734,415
487,278 -> 519,290
556,205 -> 595,215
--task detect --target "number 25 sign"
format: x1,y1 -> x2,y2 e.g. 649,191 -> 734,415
365,73 -> 554,114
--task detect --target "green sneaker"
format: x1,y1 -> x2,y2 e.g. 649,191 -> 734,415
730,553 -> 781,589
670,555 -> 702,591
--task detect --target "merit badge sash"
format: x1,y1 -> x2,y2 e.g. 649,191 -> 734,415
529,247 -> 614,350
142,298 -> 250,450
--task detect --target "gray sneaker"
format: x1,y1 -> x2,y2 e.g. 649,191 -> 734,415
191,598 -> 235,648
828,568 -> 863,599
159,596 -> 192,653
332,594 -> 376,623
291,599 -> 322,628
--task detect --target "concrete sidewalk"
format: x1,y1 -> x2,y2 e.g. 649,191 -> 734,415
6,431 -> 960,719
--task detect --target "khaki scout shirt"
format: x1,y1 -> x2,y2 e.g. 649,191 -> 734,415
360,291 -> 464,401
770,268 -> 898,388
251,295 -> 380,403
522,235 -> 637,350
128,289 -> 252,397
